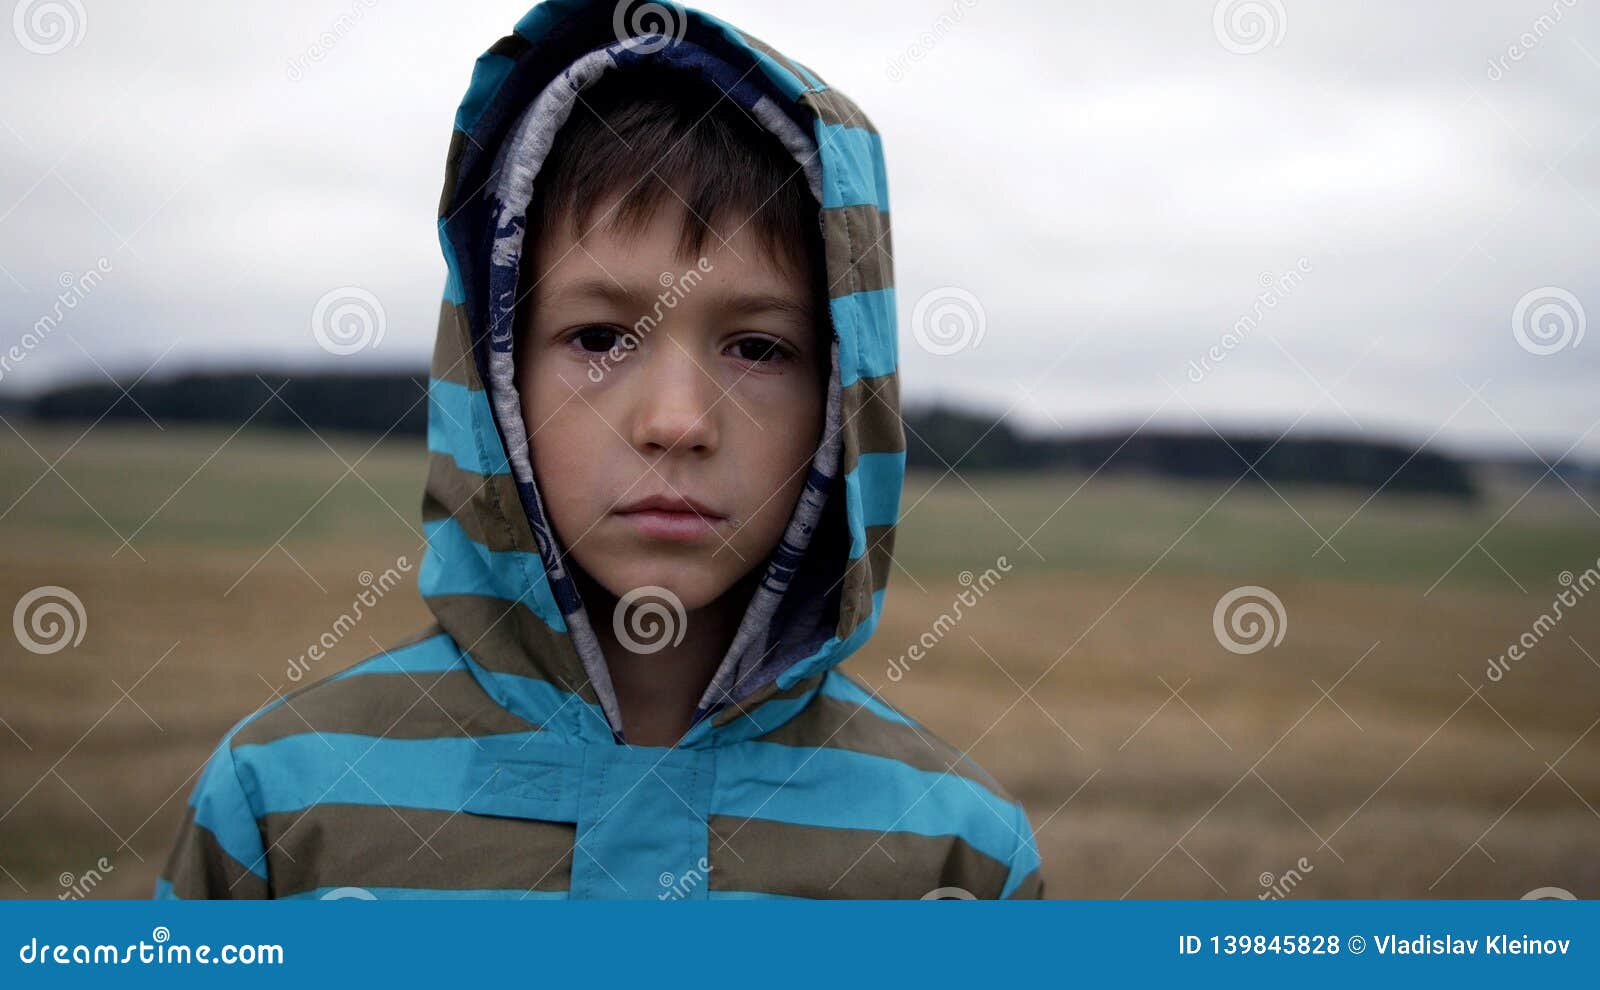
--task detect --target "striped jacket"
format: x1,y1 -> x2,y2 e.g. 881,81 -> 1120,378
158,0 -> 1044,900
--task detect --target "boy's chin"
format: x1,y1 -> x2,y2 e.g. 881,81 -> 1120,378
577,557 -> 760,615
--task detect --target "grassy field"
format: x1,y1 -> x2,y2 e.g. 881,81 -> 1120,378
2,418 -> 1598,899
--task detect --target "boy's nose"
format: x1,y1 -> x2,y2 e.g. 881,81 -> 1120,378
628,345 -> 720,456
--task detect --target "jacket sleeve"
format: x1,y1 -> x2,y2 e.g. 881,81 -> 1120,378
999,800 -> 1046,899
154,737 -> 271,899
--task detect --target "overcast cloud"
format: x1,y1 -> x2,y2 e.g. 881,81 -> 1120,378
1,0 -> 1597,458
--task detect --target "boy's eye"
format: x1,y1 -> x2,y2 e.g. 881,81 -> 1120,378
571,325 -> 629,353
731,336 -> 788,364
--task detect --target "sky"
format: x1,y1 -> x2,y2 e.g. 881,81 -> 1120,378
1,0 -> 1597,459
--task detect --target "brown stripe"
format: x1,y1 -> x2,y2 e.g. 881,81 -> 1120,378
160,805 -> 269,900
1007,867 -> 1045,899
804,89 -> 879,134
429,299 -> 478,388
710,671 -> 824,728
422,451 -> 531,555
232,670 -> 538,748
388,622 -> 449,652
707,816 -> 1010,899
262,803 -> 571,897
752,686 -> 1000,791
736,29 -> 823,95
823,204 -> 893,299
426,593 -> 598,704
838,523 -> 895,641
840,372 -> 903,473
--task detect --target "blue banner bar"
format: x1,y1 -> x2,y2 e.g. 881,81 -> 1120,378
2,900 -> 1593,987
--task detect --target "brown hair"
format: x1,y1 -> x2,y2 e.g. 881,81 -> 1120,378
527,66 -> 823,291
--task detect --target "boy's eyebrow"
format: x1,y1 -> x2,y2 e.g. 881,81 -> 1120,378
543,276 -> 813,321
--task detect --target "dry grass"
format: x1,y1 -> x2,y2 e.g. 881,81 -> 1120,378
2,421 -> 1598,898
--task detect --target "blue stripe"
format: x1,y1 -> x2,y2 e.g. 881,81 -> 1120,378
152,877 -> 174,899
843,451 -> 904,558
817,672 -> 914,727
439,221 -> 466,306
818,125 -> 889,211
708,890 -> 811,901
832,288 -> 897,386
234,734 -> 550,817
419,517 -> 565,632
189,746 -> 267,881
426,379 -> 509,476
454,52 -> 516,132
228,731 -> 1023,875
711,743 -> 1024,868
1001,827 -> 1044,899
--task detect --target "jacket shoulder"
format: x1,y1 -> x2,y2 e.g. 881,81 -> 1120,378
224,627 -> 533,753
736,669 -> 1044,898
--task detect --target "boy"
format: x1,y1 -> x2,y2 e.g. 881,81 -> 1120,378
159,0 -> 1043,900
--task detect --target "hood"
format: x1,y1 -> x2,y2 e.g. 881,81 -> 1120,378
419,0 -> 903,747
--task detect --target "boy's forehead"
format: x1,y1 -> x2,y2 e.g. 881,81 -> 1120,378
528,195 -> 812,309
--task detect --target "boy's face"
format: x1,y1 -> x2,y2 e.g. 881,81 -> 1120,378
515,194 -> 825,612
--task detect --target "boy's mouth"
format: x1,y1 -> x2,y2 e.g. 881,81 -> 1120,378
612,493 -> 729,543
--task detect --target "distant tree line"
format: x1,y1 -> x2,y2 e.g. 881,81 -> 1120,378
1,370 -> 1487,498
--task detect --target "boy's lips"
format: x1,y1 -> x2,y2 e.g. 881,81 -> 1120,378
612,493 -> 728,543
